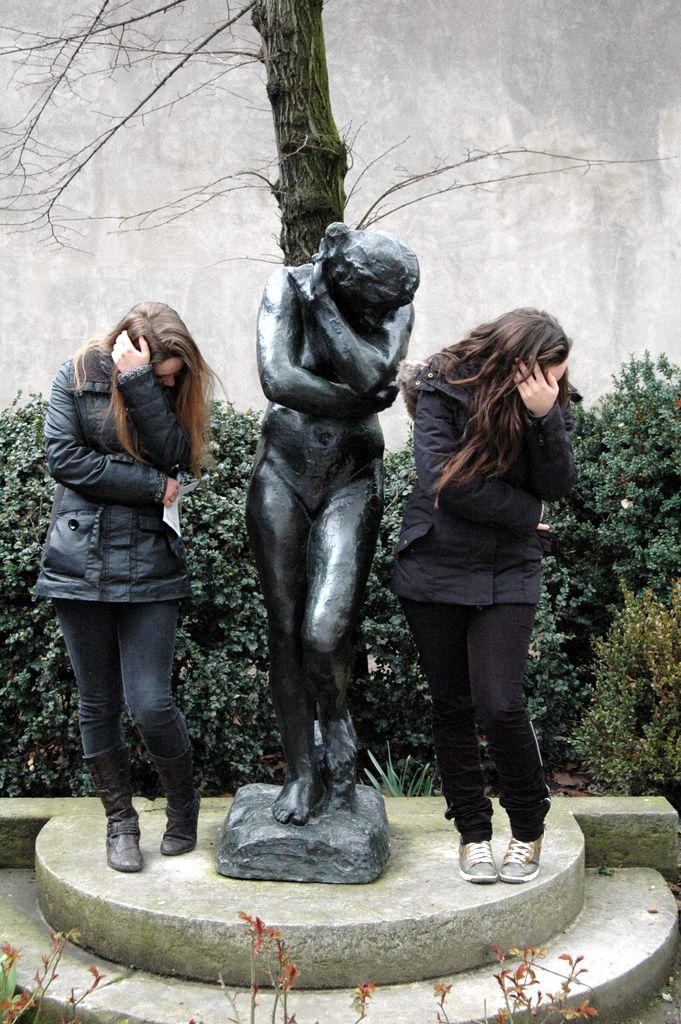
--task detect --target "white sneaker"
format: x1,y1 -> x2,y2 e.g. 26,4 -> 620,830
459,840 -> 498,884
499,836 -> 542,884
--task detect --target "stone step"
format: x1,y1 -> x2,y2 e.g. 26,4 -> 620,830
35,797 -> 584,988
2,867 -> 677,1024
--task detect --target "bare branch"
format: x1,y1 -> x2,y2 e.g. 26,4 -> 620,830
203,252 -> 283,267
0,1 -> 257,246
0,1 -> 191,57
19,164 -> 276,239
352,147 -> 670,229
109,169 -> 272,231
7,0 -> 112,187
89,61 -> 260,121
0,5 -> 668,258
344,134 -> 409,209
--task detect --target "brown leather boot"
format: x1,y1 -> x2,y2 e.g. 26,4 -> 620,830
85,747 -> 143,873
149,744 -> 200,855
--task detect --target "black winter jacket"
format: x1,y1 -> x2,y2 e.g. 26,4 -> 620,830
391,364 -> 577,606
35,352 -> 192,602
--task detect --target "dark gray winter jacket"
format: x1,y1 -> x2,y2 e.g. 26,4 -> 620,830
35,351 -> 192,602
392,362 -> 577,606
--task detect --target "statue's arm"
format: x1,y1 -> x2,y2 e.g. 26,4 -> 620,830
292,263 -> 414,397
257,268 -> 393,418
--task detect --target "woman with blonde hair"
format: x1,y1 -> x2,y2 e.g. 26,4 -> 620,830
36,302 -> 215,873
393,308 -> 577,885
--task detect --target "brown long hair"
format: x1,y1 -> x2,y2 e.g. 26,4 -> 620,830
74,302 -> 216,476
432,308 -> 572,494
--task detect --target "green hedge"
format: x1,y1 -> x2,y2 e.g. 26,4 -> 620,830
1,352 -> 679,797
543,354 -> 681,759
0,398 -> 279,798
581,585 -> 681,803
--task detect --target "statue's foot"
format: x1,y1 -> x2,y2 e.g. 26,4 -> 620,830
327,778 -> 356,811
272,775 -> 325,826
322,714 -> 357,811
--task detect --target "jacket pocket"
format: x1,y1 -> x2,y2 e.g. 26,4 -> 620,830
135,512 -> 184,580
394,521 -> 433,557
42,509 -> 102,580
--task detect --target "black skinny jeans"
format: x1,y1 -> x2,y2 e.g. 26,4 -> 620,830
53,599 -> 189,760
401,598 -> 550,844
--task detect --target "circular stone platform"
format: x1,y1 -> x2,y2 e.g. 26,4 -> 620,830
35,796 -> 584,989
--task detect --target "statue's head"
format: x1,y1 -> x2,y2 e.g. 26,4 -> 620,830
316,222 -> 420,317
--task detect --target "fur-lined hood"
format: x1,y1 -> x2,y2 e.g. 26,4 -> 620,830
397,359 -> 428,419
68,347 -> 115,392
398,357 -> 473,419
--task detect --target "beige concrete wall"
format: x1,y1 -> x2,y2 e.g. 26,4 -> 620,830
1,0 -> 679,448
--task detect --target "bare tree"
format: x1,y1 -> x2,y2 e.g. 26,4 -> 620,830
252,0 -> 347,263
0,1 -> 660,264
0,0 -> 349,262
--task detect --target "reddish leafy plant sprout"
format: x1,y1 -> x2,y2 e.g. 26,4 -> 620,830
1,931 -> 102,1024
432,946 -> 597,1024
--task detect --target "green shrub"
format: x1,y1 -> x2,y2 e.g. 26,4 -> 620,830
357,353 -> 681,769
352,441 -> 433,765
0,396 -> 279,797
142,401 -> 280,796
580,586 -> 681,802
533,353 -> 681,766
552,354 -> 681,642
0,395 -> 85,796
1,352 -> 679,796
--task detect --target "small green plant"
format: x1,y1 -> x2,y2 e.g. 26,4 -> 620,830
364,743 -> 435,797
351,981 -> 376,1021
0,945 -> 19,1023
0,931 -> 102,1024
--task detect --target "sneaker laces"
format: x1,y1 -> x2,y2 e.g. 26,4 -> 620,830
466,840 -> 494,866
504,838 -> 535,865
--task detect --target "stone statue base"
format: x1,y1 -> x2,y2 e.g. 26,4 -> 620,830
216,782 -> 390,884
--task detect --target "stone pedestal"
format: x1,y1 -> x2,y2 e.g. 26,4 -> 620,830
34,797 -> 586,987
216,782 -> 391,884
25,796 -> 679,1016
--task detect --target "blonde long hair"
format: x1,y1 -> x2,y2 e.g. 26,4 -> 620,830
74,302 -> 216,476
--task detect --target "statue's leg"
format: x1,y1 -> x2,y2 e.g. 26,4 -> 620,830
302,461 -> 383,809
246,462 -> 325,825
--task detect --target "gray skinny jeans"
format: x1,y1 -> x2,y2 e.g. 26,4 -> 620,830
53,599 -> 189,759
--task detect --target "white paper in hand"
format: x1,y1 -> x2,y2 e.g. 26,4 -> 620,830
162,475 -> 206,537
163,499 -> 181,536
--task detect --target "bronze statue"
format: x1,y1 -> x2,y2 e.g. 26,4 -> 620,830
246,222 -> 419,826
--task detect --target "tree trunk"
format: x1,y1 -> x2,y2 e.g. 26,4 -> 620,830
253,0 -> 348,265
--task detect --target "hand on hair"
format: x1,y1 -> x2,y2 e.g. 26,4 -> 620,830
514,361 -> 559,418
112,332 -> 150,374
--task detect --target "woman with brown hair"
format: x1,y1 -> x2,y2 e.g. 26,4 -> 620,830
36,302 -> 216,873
392,308 -> 576,885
